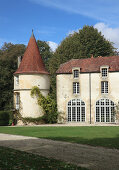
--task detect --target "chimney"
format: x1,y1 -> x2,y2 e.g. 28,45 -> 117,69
91,54 -> 93,58
18,56 -> 23,68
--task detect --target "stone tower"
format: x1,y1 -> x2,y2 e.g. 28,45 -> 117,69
14,31 -> 50,118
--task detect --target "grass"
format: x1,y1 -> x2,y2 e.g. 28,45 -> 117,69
0,126 -> 119,149
0,146 -> 86,170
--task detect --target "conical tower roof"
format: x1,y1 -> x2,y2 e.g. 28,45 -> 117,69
14,31 -> 49,75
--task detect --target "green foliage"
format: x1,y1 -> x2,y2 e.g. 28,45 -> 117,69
0,111 -> 10,126
37,40 -> 53,70
0,43 -> 26,110
31,86 -> 58,123
0,110 -> 15,126
23,117 -> 43,124
48,25 -> 116,98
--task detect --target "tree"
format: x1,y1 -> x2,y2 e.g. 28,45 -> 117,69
37,40 -> 53,70
48,25 -> 116,98
0,43 -> 26,110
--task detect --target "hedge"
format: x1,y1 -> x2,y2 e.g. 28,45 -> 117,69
0,111 -> 13,126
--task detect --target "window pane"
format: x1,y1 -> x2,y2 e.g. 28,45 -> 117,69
81,107 -> 85,122
72,99 -> 76,106
77,83 -> 79,93
77,107 -> 80,121
68,107 -> 71,122
74,70 -> 79,78
73,82 -> 79,94
96,99 -> 115,123
102,68 -> 108,77
105,81 -> 108,93
77,99 -> 80,106
72,107 -> 76,121
67,99 -> 85,122
73,82 -> 76,94
68,101 -> 71,106
106,107 -> 110,122
101,107 -> 105,122
101,81 -> 108,94
96,107 -> 100,122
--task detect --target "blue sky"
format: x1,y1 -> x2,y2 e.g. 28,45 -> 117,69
1,0 -> 119,51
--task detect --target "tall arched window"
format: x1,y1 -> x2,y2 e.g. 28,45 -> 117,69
68,99 -> 85,122
96,99 -> 115,123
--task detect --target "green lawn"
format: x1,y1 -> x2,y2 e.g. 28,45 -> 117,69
0,126 -> 119,149
0,146 -> 86,170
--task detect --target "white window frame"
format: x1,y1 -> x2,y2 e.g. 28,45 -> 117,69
100,66 -> 109,78
101,81 -> 108,94
73,82 -> 79,94
67,99 -> 86,122
95,99 -> 115,123
72,68 -> 80,79
73,70 -> 79,78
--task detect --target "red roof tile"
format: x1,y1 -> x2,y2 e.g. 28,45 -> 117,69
56,56 -> 119,74
14,33 -> 49,75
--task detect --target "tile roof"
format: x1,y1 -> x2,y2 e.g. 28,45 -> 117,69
56,56 -> 119,74
14,33 -> 49,75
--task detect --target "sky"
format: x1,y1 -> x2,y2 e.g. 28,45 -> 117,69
1,0 -> 119,51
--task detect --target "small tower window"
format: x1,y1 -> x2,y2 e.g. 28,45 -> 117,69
73,70 -> 79,78
16,76 -> 19,85
16,93 -> 20,110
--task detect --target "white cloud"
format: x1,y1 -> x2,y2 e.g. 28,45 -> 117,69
29,0 -> 119,26
94,23 -> 119,51
68,29 -> 79,36
47,41 -> 58,52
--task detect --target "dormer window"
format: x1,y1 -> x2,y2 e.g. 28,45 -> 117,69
102,68 -> 108,77
73,70 -> 79,78
100,66 -> 109,78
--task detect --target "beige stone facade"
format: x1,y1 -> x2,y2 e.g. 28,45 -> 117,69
57,71 -> 119,124
14,74 -> 50,118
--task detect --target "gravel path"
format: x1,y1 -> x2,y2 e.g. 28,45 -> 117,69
0,133 -> 119,170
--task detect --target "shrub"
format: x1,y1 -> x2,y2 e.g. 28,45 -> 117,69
23,117 -> 44,124
0,111 -> 10,126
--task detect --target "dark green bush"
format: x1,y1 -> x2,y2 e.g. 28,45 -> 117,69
0,111 -> 10,126
23,117 -> 43,124
0,111 -> 15,126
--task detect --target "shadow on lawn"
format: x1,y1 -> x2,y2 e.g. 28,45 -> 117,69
43,135 -> 119,149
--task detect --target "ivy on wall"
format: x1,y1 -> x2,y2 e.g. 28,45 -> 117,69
31,86 -> 58,123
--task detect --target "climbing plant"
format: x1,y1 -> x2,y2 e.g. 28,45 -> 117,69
31,86 -> 58,123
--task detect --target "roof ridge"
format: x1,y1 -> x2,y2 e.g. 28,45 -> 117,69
56,56 -> 119,74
